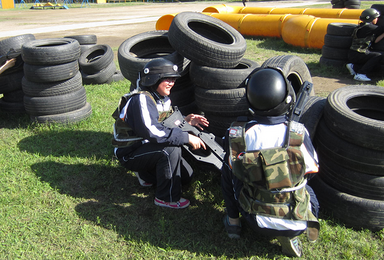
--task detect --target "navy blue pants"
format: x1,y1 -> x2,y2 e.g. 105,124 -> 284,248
348,49 -> 382,75
116,143 -> 193,202
221,162 -> 319,238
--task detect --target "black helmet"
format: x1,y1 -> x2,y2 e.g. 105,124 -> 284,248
246,68 -> 295,116
360,8 -> 380,23
140,58 -> 180,87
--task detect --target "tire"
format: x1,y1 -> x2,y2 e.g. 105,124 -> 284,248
79,44 -> 114,75
204,113 -> 238,138
315,119 -> 384,175
0,34 -> 35,56
117,30 -> 175,83
317,150 -> 384,200
190,58 -> 260,90
105,70 -> 126,84
319,56 -> 347,67
81,61 -> 116,85
260,55 -> 313,94
0,70 -> 24,94
64,35 -> 97,45
169,83 -> 195,107
24,86 -> 87,116
309,175 -> 384,231
323,85 -> 384,151
23,60 -> 79,83
194,86 -> 249,116
30,102 -> 92,124
0,98 -> 25,113
326,23 -> 357,36
299,96 -> 326,141
323,34 -> 352,49
344,0 -> 360,9
2,89 -> 24,102
168,12 -> 247,69
22,72 -> 83,97
322,45 -> 349,60
21,38 -> 80,65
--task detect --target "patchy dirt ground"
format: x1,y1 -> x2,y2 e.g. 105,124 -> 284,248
0,1 -> 363,94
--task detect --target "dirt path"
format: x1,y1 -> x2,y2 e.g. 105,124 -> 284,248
0,1 -> 359,94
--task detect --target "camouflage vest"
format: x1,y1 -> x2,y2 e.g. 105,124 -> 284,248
350,24 -> 375,53
228,120 -> 318,227
112,91 -> 173,148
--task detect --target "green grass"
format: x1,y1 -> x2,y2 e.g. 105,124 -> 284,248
1,1 -> 384,259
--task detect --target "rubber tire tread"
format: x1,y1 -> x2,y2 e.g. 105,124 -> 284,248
309,175 -> 384,231
117,30 -> 175,83
194,86 -> 249,116
30,102 -> 92,124
0,70 -> 23,94
79,44 -> 114,74
0,34 -> 35,56
315,119 -> 384,175
190,58 -> 260,89
323,85 -> 384,151
81,61 -> 116,85
319,56 -> 347,67
64,35 -> 97,45
317,149 -> 384,200
24,86 -> 87,116
168,12 -> 247,69
21,38 -> 80,65
0,98 -> 25,113
23,60 -> 79,83
322,45 -> 349,60
323,34 -> 352,49
22,72 -> 83,97
326,23 -> 357,36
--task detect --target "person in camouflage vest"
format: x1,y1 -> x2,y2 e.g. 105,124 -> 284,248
346,8 -> 384,82
221,68 -> 319,257
113,58 -> 208,209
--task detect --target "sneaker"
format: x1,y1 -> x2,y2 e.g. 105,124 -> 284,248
223,215 -> 241,239
134,172 -> 153,187
154,197 -> 190,209
277,236 -> 302,257
354,73 -> 371,82
346,63 -> 356,76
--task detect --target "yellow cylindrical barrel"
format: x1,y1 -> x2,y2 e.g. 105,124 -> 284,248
209,13 -> 296,38
202,4 -> 244,14
203,5 -> 363,19
156,13 -> 177,30
281,15 -> 359,49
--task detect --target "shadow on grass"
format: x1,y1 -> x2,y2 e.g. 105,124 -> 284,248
0,110 -> 30,129
31,159 -> 283,258
18,130 -> 113,160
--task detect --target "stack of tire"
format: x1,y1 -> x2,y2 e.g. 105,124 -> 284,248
21,38 -> 92,124
331,0 -> 361,9
320,23 -> 357,68
118,30 -> 195,116
0,34 -> 36,113
309,85 -> 384,231
64,34 -> 98,55
79,44 -> 124,85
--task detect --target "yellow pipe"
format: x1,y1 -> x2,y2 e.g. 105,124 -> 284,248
281,15 -> 359,49
155,7 -> 361,49
207,13 -> 296,38
202,4 -> 363,19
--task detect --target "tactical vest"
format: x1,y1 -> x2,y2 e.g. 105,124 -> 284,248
350,24 -> 375,53
112,91 -> 173,148
228,120 -> 319,228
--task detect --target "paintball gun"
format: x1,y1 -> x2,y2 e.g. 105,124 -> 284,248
161,108 -> 225,171
288,81 -> 313,122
